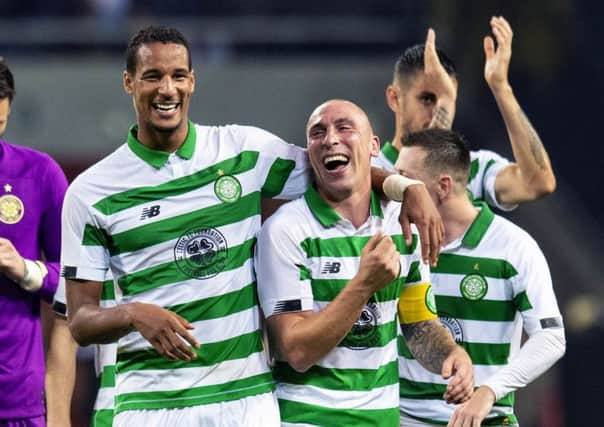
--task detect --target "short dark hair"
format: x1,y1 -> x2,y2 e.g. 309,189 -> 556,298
403,128 -> 470,187
394,44 -> 457,87
0,58 -> 16,103
126,26 -> 191,75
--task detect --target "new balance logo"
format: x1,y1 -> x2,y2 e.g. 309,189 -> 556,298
140,205 -> 161,220
321,261 -> 341,274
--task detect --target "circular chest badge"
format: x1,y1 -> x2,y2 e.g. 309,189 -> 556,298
342,302 -> 382,350
0,194 -> 24,224
439,314 -> 464,343
425,285 -> 437,314
460,274 -> 488,301
174,227 -> 228,279
214,175 -> 242,203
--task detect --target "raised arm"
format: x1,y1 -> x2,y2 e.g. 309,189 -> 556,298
484,16 -> 556,205
424,28 -> 457,130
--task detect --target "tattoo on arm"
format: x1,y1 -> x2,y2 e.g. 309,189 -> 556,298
402,319 -> 457,374
518,109 -> 547,170
432,107 -> 451,129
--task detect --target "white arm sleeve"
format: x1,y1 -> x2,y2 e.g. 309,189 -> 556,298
482,328 -> 566,400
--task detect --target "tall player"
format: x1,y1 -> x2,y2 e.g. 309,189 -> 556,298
61,26 -> 441,426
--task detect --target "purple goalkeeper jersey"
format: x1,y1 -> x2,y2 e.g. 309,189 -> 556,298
0,140 -> 67,420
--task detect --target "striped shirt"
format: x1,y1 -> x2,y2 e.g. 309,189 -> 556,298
398,203 -> 563,425
373,142 -> 515,211
256,186 -> 434,427
61,121 -> 309,415
92,277 -> 119,427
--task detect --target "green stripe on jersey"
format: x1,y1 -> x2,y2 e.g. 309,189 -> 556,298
170,282 -> 258,323
118,237 -> 256,296
279,398 -> 399,427
82,224 -> 111,248
468,159 -> 479,183
274,360 -> 398,391
399,377 -> 515,407
115,372 -> 274,413
399,337 -> 510,365
93,151 -> 260,216
91,409 -> 113,427
301,234 -> 417,258
99,365 -> 116,388
262,158 -> 296,198
109,192 -> 260,256
116,329 -> 264,373
311,278 -> 403,303
432,253 -> 518,279
100,279 -> 115,301
513,290 -> 533,311
435,295 -> 516,321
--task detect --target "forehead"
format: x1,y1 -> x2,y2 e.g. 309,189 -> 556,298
134,42 -> 190,72
307,102 -> 365,129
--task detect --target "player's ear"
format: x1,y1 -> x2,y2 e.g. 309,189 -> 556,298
123,70 -> 133,95
437,174 -> 453,201
386,85 -> 400,113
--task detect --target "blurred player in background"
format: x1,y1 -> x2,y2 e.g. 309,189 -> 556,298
0,58 -> 67,426
374,16 -> 556,210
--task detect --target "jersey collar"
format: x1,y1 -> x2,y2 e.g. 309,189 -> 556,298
304,184 -> 383,228
380,141 -> 399,166
461,202 -> 495,248
127,120 -> 196,169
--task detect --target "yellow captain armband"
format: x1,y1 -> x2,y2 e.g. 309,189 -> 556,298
398,283 -> 438,324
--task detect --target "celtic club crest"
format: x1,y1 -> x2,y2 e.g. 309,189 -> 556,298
460,273 -> 488,301
214,175 -> 242,203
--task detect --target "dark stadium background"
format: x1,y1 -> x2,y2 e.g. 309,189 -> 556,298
1,1 -> 601,425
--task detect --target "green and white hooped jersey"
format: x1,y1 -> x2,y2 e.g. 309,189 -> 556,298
373,142 -> 515,211
398,204 -> 563,425
92,278 -> 119,427
61,121 -> 309,415
256,186 -> 431,427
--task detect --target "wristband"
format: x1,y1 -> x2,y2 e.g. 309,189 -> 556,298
382,174 -> 424,202
19,259 -> 48,292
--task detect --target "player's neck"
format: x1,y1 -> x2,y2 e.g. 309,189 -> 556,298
319,182 -> 372,229
137,122 -> 188,153
440,196 -> 479,246
390,129 -> 404,152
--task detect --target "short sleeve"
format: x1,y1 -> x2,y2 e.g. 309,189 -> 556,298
255,210 -> 314,318
236,125 -> 310,200
510,232 -> 563,336
468,150 -> 517,212
60,182 -> 109,282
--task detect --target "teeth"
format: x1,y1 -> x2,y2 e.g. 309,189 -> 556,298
323,155 -> 348,165
155,104 -> 178,111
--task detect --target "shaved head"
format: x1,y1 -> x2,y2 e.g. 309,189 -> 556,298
307,99 -> 373,135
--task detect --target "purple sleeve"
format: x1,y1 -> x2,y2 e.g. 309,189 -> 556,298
37,156 -> 68,303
